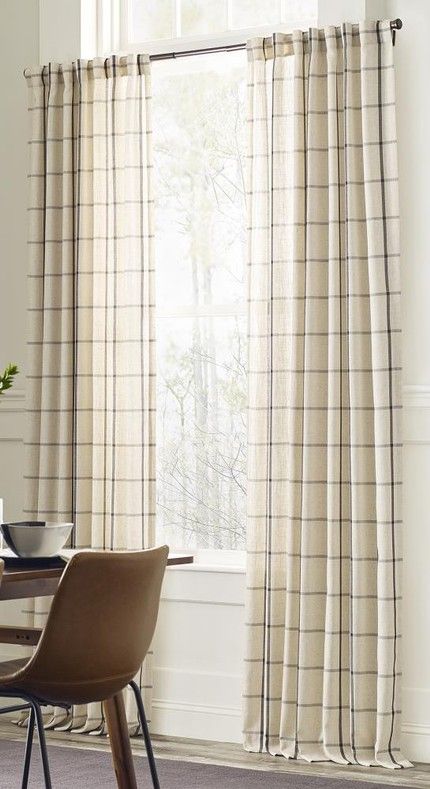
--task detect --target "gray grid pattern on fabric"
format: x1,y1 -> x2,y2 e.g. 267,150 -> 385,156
23,54 -> 155,734
244,21 -> 410,769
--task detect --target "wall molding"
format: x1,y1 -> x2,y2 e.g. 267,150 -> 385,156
403,386 -> 430,446
1,386 -> 429,414
403,385 -> 430,409
0,389 -> 25,414
1,386 -> 430,449
402,722 -> 430,736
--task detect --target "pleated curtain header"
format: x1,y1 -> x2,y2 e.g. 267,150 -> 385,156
247,19 -> 393,61
24,54 -> 150,87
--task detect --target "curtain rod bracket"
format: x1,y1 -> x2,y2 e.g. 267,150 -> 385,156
390,18 -> 402,46
390,18 -> 403,30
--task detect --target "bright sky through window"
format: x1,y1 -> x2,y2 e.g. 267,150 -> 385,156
153,53 -> 247,549
127,0 -> 318,44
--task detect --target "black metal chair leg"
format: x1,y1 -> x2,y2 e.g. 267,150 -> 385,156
129,680 -> 160,789
21,706 -> 35,789
32,702 -> 52,789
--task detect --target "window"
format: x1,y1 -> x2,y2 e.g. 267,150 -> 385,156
153,53 -> 247,550
100,0 -> 318,552
119,0 -> 317,51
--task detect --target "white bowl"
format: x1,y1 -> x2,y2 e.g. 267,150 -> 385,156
0,521 -> 74,558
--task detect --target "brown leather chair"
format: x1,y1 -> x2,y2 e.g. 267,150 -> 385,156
0,546 -> 169,788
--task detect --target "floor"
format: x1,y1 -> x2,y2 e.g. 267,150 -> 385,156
0,720 -> 429,787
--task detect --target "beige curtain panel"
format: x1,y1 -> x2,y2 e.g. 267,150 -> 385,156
245,21 -> 409,768
24,55 -> 155,733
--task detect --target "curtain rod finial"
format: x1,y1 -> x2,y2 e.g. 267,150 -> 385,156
391,18 -> 403,30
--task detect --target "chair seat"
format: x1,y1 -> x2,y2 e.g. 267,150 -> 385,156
0,657 -> 29,683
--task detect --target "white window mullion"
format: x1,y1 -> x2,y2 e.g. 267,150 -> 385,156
175,0 -> 182,39
227,0 -> 233,31
98,0 -> 122,53
96,0 -> 107,54
111,0 -> 122,51
280,0 -> 288,24
105,0 -> 318,55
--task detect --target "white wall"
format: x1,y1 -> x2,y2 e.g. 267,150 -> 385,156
1,0 -> 430,761
38,0 -> 97,63
0,0 -> 39,653
384,0 -> 430,762
0,2 -> 38,518
152,565 -> 244,742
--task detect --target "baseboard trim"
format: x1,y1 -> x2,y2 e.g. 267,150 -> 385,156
402,723 -> 430,763
1,693 -> 429,761
151,699 -> 242,744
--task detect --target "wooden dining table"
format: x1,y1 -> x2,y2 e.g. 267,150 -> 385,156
0,551 -> 193,789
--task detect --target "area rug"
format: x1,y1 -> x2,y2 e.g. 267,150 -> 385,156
0,740 -> 416,788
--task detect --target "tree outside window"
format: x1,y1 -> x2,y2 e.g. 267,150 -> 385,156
153,53 -> 247,549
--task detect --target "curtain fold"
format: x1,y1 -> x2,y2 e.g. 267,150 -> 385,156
24,55 -> 155,733
244,21 -> 409,768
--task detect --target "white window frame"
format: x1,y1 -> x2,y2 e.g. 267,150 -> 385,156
97,0 -> 321,56
40,2 -> 383,63
91,0 -> 374,568
152,47 -> 248,560
95,0 -> 388,58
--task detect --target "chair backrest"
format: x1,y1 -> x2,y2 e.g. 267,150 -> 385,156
15,547 -> 168,704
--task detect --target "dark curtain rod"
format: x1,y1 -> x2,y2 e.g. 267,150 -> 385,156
150,18 -> 403,61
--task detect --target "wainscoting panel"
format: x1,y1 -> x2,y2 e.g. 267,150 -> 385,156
403,688 -> 430,762
401,385 -> 430,761
0,390 -> 25,523
151,566 -> 245,742
0,390 -> 31,663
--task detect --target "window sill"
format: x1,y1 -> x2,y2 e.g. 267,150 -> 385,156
167,548 -> 246,574
168,562 -> 245,574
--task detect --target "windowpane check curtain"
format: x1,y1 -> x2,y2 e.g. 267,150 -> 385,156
24,55 -> 155,733
245,22 -> 410,768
